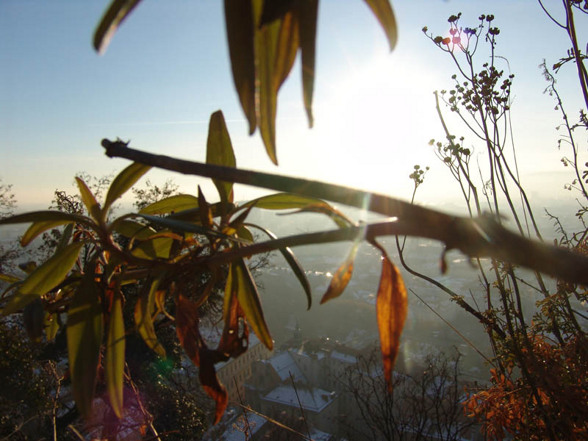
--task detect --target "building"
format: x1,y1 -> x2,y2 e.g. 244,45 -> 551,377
216,333 -> 273,404
260,385 -> 338,434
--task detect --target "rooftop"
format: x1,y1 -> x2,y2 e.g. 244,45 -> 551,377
267,351 -> 306,383
262,385 -> 336,413
220,412 -> 268,441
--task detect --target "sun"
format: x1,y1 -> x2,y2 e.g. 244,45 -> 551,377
308,52 -> 443,199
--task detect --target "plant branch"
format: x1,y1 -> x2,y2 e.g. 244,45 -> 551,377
102,139 -> 588,284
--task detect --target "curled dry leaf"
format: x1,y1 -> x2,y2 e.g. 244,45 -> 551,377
175,294 -> 205,367
175,294 -> 228,423
134,277 -> 166,357
218,289 -> 249,358
320,242 -> 359,304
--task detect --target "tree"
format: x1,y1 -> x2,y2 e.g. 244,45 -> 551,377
1,2 -> 588,440
337,348 -> 474,441
0,180 -> 21,274
0,319 -> 56,440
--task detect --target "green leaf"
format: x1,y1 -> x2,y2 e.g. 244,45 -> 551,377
229,203 -> 256,231
103,162 -> 151,216
0,273 -> 20,284
45,312 -> 60,342
113,219 -> 157,241
139,194 -> 199,215
247,223 -> 312,309
135,276 -> 166,357
168,202 -> 235,222
207,111 -> 237,205
363,0 -> 398,50
106,288 -> 126,418
56,223 -> 75,252
228,259 -> 273,350
224,0 -> 256,134
197,186 -> 213,229
240,193 -> 327,210
94,0 -> 143,54
21,220 -> 72,247
254,0 -> 281,165
282,203 -> 354,229
131,236 -> 173,260
320,242 -> 360,304
67,271 -> 104,418
137,214 -> 244,243
2,242 -> 85,316
76,177 -> 102,222
0,211 -> 92,235
299,0 -> 318,128
236,224 -> 254,243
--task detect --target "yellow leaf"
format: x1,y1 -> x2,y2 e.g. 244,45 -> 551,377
76,177 -> 102,222
104,162 -> 151,216
207,111 -> 237,205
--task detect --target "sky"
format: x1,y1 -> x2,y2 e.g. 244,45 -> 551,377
0,0 -> 586,214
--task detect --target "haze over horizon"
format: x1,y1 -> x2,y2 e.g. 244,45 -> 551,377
1,1 -> 587,214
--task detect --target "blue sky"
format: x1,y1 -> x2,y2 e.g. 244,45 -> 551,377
0,1 -> 586,212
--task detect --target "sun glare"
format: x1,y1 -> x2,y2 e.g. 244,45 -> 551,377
311,53 -> 443,199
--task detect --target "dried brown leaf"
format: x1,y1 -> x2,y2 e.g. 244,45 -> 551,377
320,243 -> 359,304
374,244 -> 407,391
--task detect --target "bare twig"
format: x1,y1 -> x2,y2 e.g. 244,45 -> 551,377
289,372 -> 312,441
234,403 -> 315,441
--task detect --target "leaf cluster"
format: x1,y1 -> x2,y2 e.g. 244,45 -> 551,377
0,108 -> 408,429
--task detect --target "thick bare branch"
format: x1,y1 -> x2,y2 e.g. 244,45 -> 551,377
102,139 -> 588,285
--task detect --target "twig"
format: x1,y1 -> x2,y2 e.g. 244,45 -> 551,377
234,377 -> 252,440
67,425 -> 85,441
409,288 -> 492,364
102,140 -> 588,285
289,372 -> 312,441
233,403 -> 315,441
50,362 -> 61,441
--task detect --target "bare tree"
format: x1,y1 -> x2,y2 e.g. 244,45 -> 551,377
337,348 -> 474,441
